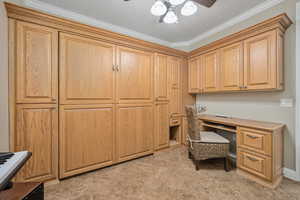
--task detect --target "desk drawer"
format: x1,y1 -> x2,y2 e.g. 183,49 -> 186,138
237,149 -> 272,181
170,117 -> 181,127
238,127 -> 272,156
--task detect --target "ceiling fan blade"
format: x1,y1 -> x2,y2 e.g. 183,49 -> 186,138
191,0 -> 217,8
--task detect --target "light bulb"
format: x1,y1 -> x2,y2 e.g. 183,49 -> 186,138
169,0 -> 186,6
163,10 -> 178,24
181,1 -> 198,16
151,1 -> 167,16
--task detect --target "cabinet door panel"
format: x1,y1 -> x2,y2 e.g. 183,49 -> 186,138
59,105 -> 115,178
117,47 -> 153,103
244,31 -> 277,90
116,104 -> 154,162
154,102 -> 169,150
15,104 -> 58,182
220,42 -> 243,91
202,51 -> 219,92
168,57 -> 182,115
188,57 -> 202,93
16,21 -> 58,103
155,54 -> 168,101
60,34 -> 115,104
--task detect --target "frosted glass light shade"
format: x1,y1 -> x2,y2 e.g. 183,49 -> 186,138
151,1 -> 167,16
181,1 -> 198,16
169,0 -> 186,6
163,10 -> 178,24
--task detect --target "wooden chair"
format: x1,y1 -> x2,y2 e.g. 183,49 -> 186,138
185,105 -> 230,171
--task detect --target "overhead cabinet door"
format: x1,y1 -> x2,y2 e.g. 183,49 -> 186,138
15,104 -> 58,182
155,54 -> 169,101
116,104 -> 154,162
116,47 -> 154,104
188,57 -> 202,93
59,104 -> 115,178
244,31 -> 277,90
60,33 -> 116,104
220,42 -> 244,91
202,50 -> 219,92
16,21 -> 58,103
168,56 -> 181,115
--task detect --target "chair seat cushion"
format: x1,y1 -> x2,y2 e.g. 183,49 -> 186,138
200,131 -> 230,144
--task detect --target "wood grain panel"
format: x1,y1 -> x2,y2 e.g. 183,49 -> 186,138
116,104 -> 154,162
202,50 -> 219,92
154,54 -> 169,101
116,47 -> 154,104
168,56 -> 182,115
188,56 -> 202,93
59,104 -> 115,178
220,42 -> 244,91
15,104 -> 58,182
154,102 -> 169,150
60,33 -> 115,104
16,21 -> 58,103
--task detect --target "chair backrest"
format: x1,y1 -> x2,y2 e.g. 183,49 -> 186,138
185,105 -> 201,140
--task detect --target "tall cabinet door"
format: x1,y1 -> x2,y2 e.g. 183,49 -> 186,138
168,56 -> 182,115
188,56 -> 202,93
15,104 -> 58,182
202,50 -> 219,92
59,105 -> 115,178
116,104 -> 154,162
154,101 -> 169,150
16,21 -> 58,103
116,47 -> 154,104
60,33 -> 116,104
244,31 -> 277,90
220,42 -> 244,91
155,54 -> 169,101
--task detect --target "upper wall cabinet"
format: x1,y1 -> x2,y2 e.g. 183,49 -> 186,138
116,47 -> 154,104
202,50 -> 219,92
154,54 -> 169,101
59,33 -> 116,104
188,56 -> 202,94
188,14 -> 292,94
244,31 -> 277,90
220,42 -> 244,91
16,21 -> 58,103
168,56 -> 182,115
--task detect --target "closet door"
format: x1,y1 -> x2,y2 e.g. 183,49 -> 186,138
188,56 -> 202,93
59,104 -> 115,178
220,42 -> 244,91
15,104 -> 58,182
168,56 -> 182,115
16,21 -> 58,103
116,104 -> 154,162
116,47 -> 154,104
155,53 -> 169,101
202,50 -> 219,92
60,33 -> 116,104
154,101 -> 169,150
244,30 -> 277,90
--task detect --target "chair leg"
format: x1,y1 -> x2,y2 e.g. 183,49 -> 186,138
195,160 -> 200,171
224,157 -> 229,172
188,151 -> 192,159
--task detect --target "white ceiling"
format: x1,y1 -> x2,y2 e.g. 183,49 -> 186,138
20,0 -> 283,50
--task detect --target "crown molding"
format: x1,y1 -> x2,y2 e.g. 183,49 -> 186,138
171,0 -> 287,50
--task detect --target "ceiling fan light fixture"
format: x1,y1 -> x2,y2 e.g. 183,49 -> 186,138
163,10 -> 178,24
151,0 -> 167,16
181,1 -> 198,16
169,0 -> 186,6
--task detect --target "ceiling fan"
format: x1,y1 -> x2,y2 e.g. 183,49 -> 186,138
124,0 -> 217,24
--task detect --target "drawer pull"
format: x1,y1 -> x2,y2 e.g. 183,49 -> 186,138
172,120 -> 179,123
246,156 -> 259,162
247,134 -> 259,139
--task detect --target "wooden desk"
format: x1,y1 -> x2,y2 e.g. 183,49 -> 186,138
198,114 -> 285,189
0,182 -> 43,200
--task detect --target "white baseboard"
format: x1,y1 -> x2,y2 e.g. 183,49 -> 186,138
283,168 -> 300,181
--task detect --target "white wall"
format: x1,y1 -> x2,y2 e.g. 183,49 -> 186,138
196,0 -> 297,170
0,1 -> 9,152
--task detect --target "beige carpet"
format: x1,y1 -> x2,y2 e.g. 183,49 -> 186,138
46,147 -> 300,200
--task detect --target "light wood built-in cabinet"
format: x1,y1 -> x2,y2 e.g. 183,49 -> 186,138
59,33 -> 116,105
15,104 -> 58,182
116,104 -> 154,162
154,101 -> 169,150
168,56 -> 182,115
188,14 -> 291,94
155,54 -> 169,101
16,21 -> 58,104
59,105 -> 115,178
